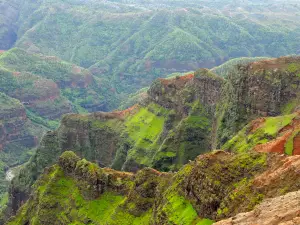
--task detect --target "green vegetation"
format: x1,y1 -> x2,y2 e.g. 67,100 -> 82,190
1,0 -> 300,103
211,57 -> 270,77
124,104 -> 167,166
0,47 -> 112,114
0,92 -> 22,109
162,193 -> 207,224
281,98 -> 300,115
285,129 -> 300,155
263,114 -> 296,137
222,113 -> 297,153
155,163 -> 214,225
7,165 -> 134,224
7,151 -> 216,225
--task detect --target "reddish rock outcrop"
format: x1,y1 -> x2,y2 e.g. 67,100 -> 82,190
254,112 -> 300,155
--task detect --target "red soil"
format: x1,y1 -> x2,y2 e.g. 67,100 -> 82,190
293,133 -> 300,155
72,66 -> 82,74
255,131 -> 292,154
12,71 -> 21,77
250,118 -> 266,132
112,104 -> 138,118
254,112 -> 300,155
249,56 -> 300,72
159,73 -> 194,86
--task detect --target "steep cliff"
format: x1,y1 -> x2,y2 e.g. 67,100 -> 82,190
0,93 -> 35,152
0,93 -> 45,207
5,56 -> 300,222
7,147 -> 300,224
6,70 -> 224,217
217,56 -> 300,145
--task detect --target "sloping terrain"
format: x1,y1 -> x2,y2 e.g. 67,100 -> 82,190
214,190 -> 300,225
0,1 -> 300,224
0,93 -> 44,210
7,70 -> 223,215
0,48 -> 115,116
6,148 -> 300,224
1,0 -> 300,101
223,112 -> 300,155
3,56 -> 299,222
0,47 -> 118,208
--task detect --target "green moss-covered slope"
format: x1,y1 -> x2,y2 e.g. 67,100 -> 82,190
1,0 -> 300,100
9,146 -> 300,225
0,93 -> 45,210
7,151 -> 213,225
0,48 -> 116,116
216,56 -> 300,146
7,56 -> 300,220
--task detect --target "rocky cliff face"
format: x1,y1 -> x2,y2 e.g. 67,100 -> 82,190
7,148 -> 300,225
217,56 -> 300,145
0,93 -> 44,214
148,70 -> 224,117
6,70 -> 225,217
214,190 -> 300,225
0,94 -> 37,152
5,56 -> 300,222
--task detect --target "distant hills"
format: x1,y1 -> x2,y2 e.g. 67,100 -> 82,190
1,0 -> 300,104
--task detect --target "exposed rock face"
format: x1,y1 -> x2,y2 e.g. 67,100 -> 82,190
6,56 -> 300,221
0,93 -> 37,151
10,78 -> 73,120
148,70 -> 224,117
8,113 -> 123,214
7,150 -> 300,225
58,114 -> 121,167
7,152 -> 172,225
214,190 -> 300,225
217,57 -> 300,145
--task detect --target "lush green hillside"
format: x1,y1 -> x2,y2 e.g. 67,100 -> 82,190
210,57 -> 270,77
0,48 -> 116,114
4,56 -> 299,223
1,0 -> 300,100
0,92 -> 45,211
0,1 -> 300,224
0,47 -> 117,209
7,141 -> 300,225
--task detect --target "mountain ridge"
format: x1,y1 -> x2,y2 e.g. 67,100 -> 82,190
2,55 -> 299,223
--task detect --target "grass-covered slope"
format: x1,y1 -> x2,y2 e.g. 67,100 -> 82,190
7,151 -> 214,225
0,48 -> 115,116
1,0 -> 300,99
8,146 -> 300,225
7,70 -> 224,217
222,112 -> 300,155
7,56 -> 300,219
0,47 -> 118,212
